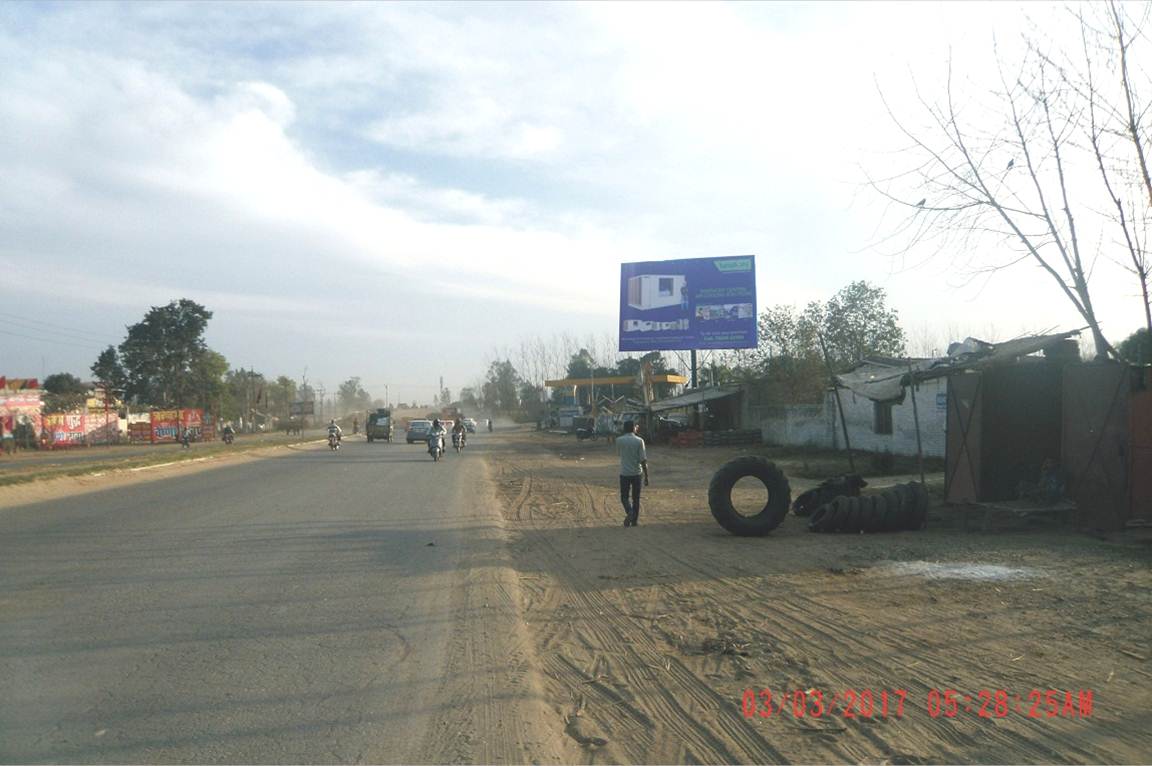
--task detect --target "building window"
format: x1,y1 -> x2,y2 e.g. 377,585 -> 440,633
873,401 -> 893,434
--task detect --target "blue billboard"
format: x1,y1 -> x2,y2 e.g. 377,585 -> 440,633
619,255 -> 757,351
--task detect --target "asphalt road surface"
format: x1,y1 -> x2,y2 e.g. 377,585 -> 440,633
0,435 -> 562,764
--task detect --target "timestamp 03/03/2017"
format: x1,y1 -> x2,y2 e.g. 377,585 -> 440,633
740,689 -> 1095,720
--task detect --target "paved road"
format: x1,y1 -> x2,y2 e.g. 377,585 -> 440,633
0,435 -> 560,764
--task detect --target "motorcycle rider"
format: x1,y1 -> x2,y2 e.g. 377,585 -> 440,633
327,419 -> 342,444
451,418 -> 467,448
428,418 -> 447,454
222,423 -> 235,443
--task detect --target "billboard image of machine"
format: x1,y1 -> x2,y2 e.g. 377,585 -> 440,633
619,255 -> 757,351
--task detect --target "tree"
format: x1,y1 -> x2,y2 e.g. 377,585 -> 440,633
821,281 -> 906,366
268,376 -> 297,418
483,360 -> 521,412
338,377 -> 372,414
459,386 -> 479,408
869,3 -> 1152,359
750,281 -> 907,403
90,346 -> 126,394
118,299 -> 216,406
224,368 -> 266,422
189,350 -> 228,414
42,372 -> 88,414
1118,327 -> 1152,365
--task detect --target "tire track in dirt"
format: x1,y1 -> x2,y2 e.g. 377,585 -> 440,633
485,434 -> 1149,764
500,474 -> 790,763
642,523 -> 1110,764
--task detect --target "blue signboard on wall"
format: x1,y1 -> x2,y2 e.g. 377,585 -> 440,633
619,255 -> 757,351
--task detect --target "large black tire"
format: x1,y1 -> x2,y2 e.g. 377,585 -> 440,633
708,456 -> 791,536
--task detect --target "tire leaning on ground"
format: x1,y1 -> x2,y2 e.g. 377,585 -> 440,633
708,456 -> 792,536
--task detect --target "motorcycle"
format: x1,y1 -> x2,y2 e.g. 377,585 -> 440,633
222,431 -> 234,445
452,430 -> 465,453
428,433 -> 444,462
328,432 -> 340,450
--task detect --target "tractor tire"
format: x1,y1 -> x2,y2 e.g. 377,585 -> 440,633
708,456 -> 791,537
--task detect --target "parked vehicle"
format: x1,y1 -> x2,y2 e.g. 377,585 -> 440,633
428,433 -> 444,461
407,419 -> 432,444
366,409 -> 394,443
463,418 -> 477,433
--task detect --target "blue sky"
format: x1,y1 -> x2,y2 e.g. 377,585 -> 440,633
0,1 -> 1143,405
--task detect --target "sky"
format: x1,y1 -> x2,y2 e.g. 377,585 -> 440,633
0,1 -> 1145,406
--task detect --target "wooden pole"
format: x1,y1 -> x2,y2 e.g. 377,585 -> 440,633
907,364 -> 925,485
818,333 -> 855,473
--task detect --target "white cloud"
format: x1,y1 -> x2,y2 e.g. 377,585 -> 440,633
0,1 -> 1145,391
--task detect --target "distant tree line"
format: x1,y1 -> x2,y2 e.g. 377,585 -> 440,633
39,298 -> 379,423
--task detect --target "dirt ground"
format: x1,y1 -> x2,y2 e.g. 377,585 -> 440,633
485,428 -> 1152,765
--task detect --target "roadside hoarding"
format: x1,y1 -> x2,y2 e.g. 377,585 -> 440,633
150,409 -> 180,443
86,410 -> 119,445
619,255 -> 757,351
290,401 -> 314,416
180,408 -> 203,438
44,412 -> 86,447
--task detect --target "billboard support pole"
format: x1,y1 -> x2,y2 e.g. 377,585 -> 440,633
690,349 -> 698,388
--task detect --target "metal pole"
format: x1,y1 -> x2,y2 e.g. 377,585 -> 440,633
818,333 -> 855,473
690,349 -> 698,388
907,364 -> 925,485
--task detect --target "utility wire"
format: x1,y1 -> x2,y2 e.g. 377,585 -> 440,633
0,310 -> 113,342
0,326 -> 102,351
0,316 -> 112,345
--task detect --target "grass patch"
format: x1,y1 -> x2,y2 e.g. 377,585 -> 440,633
0,435 -> 317,487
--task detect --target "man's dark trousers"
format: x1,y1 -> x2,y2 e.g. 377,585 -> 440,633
620,474 -> 642,524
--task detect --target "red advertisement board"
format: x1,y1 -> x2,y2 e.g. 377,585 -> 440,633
86,411 -> 119,445
151,409 -> 181,443
44,412 -> 86,447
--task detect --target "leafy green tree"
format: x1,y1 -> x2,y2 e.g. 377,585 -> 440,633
90,346 -> 126,393
118,299 -> 216,407
1119,328 -> 1152,364
483,360 -> 521,412
268,376 -> 298,418
338,377 -> 372,414
224,368 -> 266,421
459,386 -> 479,408
189,350 -> 229,414
751,281 -> 906,403
42,372 -> 89,414
821,281 -> 906,367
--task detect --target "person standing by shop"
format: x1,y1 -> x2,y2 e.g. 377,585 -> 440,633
616,420 -> 649,527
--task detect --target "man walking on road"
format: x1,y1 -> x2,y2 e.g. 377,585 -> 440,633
617,420 -> 648,527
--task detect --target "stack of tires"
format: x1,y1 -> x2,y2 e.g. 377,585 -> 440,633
807,482 -> 929,533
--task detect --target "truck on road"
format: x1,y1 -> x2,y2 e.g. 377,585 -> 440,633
366,408 -> 394,443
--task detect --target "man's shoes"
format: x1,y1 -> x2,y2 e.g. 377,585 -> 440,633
623,517 -> 634,527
